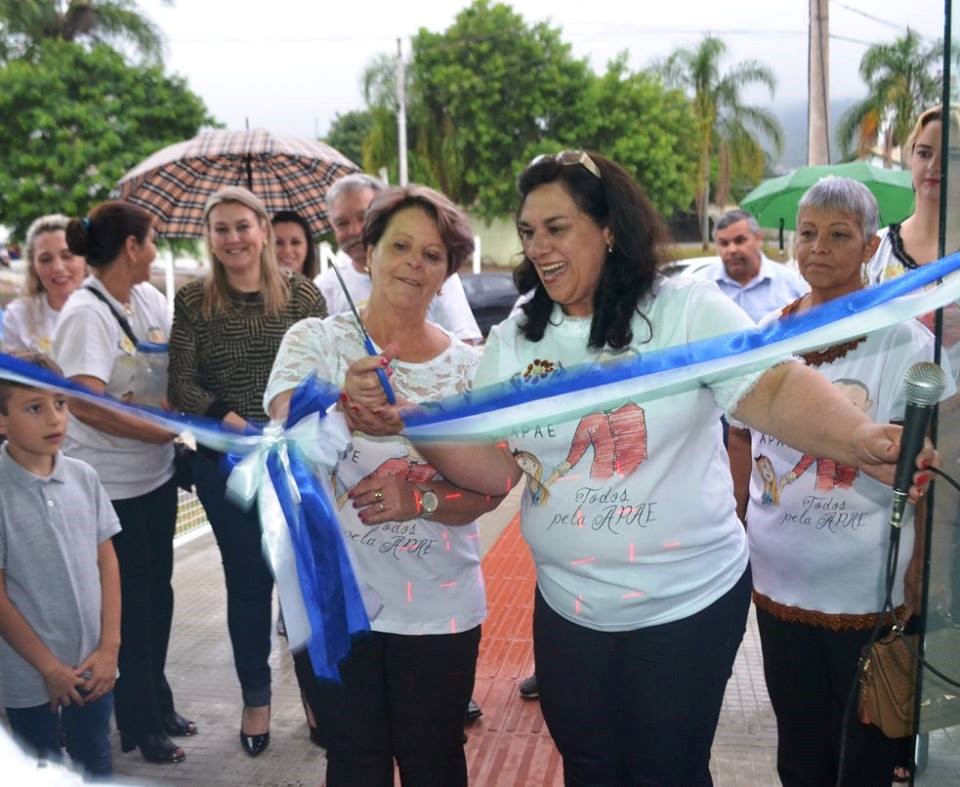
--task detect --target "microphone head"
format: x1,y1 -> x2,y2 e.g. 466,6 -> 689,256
903,362 -> 948,407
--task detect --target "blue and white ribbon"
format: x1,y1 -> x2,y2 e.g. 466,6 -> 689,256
0,358 -> 370,681
225,378 -> 370,680
404,251 -> 960,440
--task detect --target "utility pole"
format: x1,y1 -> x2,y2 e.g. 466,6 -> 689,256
395,37 -> 409,186
807,0 -> 830,164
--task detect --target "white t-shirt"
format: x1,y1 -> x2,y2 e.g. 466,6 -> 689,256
747,316 -> 946,614
2,295 -> 60,354
473,276 -> 761,631
54,277 -> 174,500
264,313 -> 486,635
315,258 -> 482,343
866,226 -> 909,285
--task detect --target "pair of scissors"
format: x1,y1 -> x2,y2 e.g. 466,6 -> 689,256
329,264 -> 397,404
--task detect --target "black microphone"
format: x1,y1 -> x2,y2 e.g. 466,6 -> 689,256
890,362 -> 948,529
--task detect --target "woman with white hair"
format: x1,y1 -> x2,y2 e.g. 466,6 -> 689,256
729,177 -> 947,786
168,186 -> 326,756
3,215 -> 86,353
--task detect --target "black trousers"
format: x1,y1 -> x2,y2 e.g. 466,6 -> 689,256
315,626 -> 481,787
111,477 -> 178,738
195,451 -> 273,706
534,567 -> 751,787
756,608 -> 899,787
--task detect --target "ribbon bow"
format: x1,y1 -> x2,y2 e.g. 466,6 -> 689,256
225,377 -> 370,681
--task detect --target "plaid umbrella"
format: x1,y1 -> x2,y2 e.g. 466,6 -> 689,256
112,128 -> 361,237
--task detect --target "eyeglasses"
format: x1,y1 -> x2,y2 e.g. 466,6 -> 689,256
530,150 -> 601,180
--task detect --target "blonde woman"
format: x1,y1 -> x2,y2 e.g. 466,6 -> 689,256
168,186 -> 326,756
868,106 -> 954,282
3,214 -> 86,353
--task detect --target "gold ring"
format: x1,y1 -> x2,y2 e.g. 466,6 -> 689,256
378,502 -> 385,512
373,489 -> 384,502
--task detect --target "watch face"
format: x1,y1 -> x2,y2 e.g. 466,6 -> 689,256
421,490 -> 439,515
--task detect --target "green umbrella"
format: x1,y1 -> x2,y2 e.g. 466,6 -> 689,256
740,161 -> 915,235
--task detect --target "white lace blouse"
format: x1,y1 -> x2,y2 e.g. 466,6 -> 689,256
264,314 -> 486,636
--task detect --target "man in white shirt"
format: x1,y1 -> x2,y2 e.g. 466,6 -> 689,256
700,210 -> 807,322
316,174 -> 482,344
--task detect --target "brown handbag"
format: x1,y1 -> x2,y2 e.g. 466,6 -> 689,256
858,631 -> 917,739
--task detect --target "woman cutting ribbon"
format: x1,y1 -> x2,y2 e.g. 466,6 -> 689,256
265,184 -> 500,787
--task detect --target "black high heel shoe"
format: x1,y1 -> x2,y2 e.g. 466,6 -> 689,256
240,706 -> 270,757
162,711 -> 198,737
120,731 -> 186,763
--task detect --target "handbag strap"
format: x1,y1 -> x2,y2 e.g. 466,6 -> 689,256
84,285 -> 139,345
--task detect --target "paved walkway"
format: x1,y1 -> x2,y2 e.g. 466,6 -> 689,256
104,491 -> 781,786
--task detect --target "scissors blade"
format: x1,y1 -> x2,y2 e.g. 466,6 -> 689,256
328,261 -> 397,404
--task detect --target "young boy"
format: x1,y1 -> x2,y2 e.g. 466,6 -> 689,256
0,353 -> 121,777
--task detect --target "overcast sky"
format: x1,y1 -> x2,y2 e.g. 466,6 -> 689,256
138,0 -> 946,139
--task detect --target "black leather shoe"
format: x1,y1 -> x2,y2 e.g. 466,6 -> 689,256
240,729 -> 270,757
162,711 -> 198,737
240,707 -> 271,757
465,698 -> 483,722
121,732 -> 186,763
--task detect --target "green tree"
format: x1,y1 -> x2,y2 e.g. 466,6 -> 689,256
837,29 -> 943,166
325,109 -> 372,167
363,0 -> 592,218
0,40 -> 215,238
537,54 -> 698,218
0,0 -> 168,63
659,36 -> 783,248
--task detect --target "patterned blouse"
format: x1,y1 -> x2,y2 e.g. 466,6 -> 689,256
169,273 -> 326,423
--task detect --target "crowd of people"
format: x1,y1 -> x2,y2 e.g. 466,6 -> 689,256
0,105 -> 950,786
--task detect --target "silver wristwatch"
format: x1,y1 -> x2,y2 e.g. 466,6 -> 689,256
418,487 -> 439,516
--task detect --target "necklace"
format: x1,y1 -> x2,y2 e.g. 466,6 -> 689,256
780,296 -> 866,367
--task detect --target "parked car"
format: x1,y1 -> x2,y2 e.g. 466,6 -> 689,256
660,256 -> 718,278
460,272 -> 519,337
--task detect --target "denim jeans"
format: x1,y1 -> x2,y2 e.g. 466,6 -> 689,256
195,451 -> 273,707
6,691 -> 114,777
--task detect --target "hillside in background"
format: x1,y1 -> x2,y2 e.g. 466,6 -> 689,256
773,97 -> 859,171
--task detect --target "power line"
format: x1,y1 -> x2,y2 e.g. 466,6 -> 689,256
830,1 -> 905,33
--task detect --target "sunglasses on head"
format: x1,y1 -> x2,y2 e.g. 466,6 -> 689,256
530,150 -> 601,180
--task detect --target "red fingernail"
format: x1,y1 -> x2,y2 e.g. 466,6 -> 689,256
921,459 -> 932,469
380,357 -> 390,366
339,392 -> 348,402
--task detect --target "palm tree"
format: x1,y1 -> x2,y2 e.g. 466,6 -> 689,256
837,29 -> 943,167
659,36 -> 783,248
0,0 -> 168,63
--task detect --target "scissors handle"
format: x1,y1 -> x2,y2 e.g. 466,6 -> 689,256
362,336 -> 397,405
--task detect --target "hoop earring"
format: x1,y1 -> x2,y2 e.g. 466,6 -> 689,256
437,287 -> 444,296
607,243 -> 614,255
